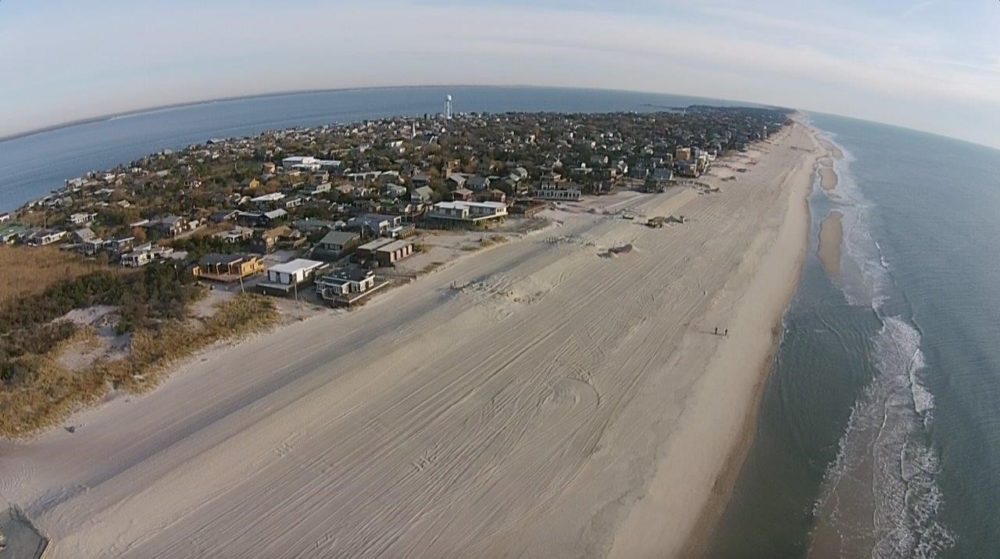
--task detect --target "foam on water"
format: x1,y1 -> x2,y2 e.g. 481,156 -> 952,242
810,129 -> 954,557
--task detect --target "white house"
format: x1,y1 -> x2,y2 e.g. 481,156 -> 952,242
428,201 -> 508,223
260,259 -> 327,294
534,182 -> 582,201
69,212 -> 97,225
316,269 -> 379,305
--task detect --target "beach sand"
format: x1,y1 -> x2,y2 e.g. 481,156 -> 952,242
818,211 -> 844,277
0,121 -> 821,559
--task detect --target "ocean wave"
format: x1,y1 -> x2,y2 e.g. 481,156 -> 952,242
810,131 -> 954,557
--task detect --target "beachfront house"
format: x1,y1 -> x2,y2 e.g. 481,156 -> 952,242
316,269 -> 380,305
259,259 -> 327,295
192,254 -> 264,282
356,238 -> 414,267
427,201 -> 508,225
533,181 -> 582,201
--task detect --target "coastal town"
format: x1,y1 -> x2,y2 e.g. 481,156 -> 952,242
0,103 -> 824,559
0,106 -> 785,308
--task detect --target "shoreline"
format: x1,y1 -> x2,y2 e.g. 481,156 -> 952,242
608,119 -> 821,558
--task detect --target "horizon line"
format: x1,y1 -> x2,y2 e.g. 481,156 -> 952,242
1,83 -> 993,153
0,84 -> 772,144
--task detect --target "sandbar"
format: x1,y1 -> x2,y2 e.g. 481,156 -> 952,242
818,210 -> 844,277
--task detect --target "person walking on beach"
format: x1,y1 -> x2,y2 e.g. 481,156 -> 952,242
714,327 -> 718,335
725,328 -> 728,336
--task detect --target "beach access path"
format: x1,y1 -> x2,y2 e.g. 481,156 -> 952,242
0,121 -> 821,559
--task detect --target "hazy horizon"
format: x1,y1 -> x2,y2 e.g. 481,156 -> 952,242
4,84 -> 994,155
2,0 -> 999,148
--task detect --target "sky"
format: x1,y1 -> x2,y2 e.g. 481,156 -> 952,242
2,0 -> 1000,148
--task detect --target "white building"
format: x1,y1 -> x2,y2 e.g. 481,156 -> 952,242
282,156 -> 342,172
534,182 -> 582,201
316,269 -> 379,304
69,212 -> 97,225
261,259 -> 327,294
428,201 -> 508,223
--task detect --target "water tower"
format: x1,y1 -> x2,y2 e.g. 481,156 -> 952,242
445,95 -> 453,120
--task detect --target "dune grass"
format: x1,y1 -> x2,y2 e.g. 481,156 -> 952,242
0,246 -> 107,304
0,294 -> 279,438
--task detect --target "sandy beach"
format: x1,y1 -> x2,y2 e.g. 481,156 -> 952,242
0,121 -> 821,559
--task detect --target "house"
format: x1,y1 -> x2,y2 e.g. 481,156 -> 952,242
192,254 -> 264,282
236,211 -> 263,227
0,224 -> 29,245
446,174 -> 467,190
382,183 -> 408,199
105,236 -> 135,255
251,192 -> 286,209
282,156 -> 321,171
0,213 -> 10,224
485,189 -> 507,203
254,225 -> 302,253
351,213 -> 403,238
81,237 -> 106,256
69,212 -> 97,226
210,210 -> 239,223
315,230 -> 361,257
534,182 -> 582,201
284,197 -> 304,210
260,208 -> 289,226
452,188 -> 473,201
154,215 -> 190,237
293,219 -> 340,234
73,228 -> 98,244
316,269 -> 380,305
427,201 -> 508,224
26,229 -> 67,246
262,162 -> 277,175
466,175 -> 491,192
411,172 -> 431,187
675,160 -> 699,178
373,239 -> 414,266
652,167 -> 674,181
121,250 -> 154,268
311,182 -> 332,196
214,226 -> 254,244
259,259 -> 328,295
411,186 -> 434,204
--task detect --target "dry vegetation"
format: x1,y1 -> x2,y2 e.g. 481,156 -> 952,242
0,246 -> 107,303
0,294 -> 278,437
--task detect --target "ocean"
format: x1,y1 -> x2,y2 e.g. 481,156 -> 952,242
2,87 -> 998,558
0,86 -> 749,213
713,114 -> 1000,558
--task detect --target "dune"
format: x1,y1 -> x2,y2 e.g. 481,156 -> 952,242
0,120 -> 821,559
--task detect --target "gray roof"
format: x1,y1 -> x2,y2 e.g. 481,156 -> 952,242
319,230 -> 360,246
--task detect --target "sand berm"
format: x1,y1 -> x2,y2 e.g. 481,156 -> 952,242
0,118 -> 821,558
